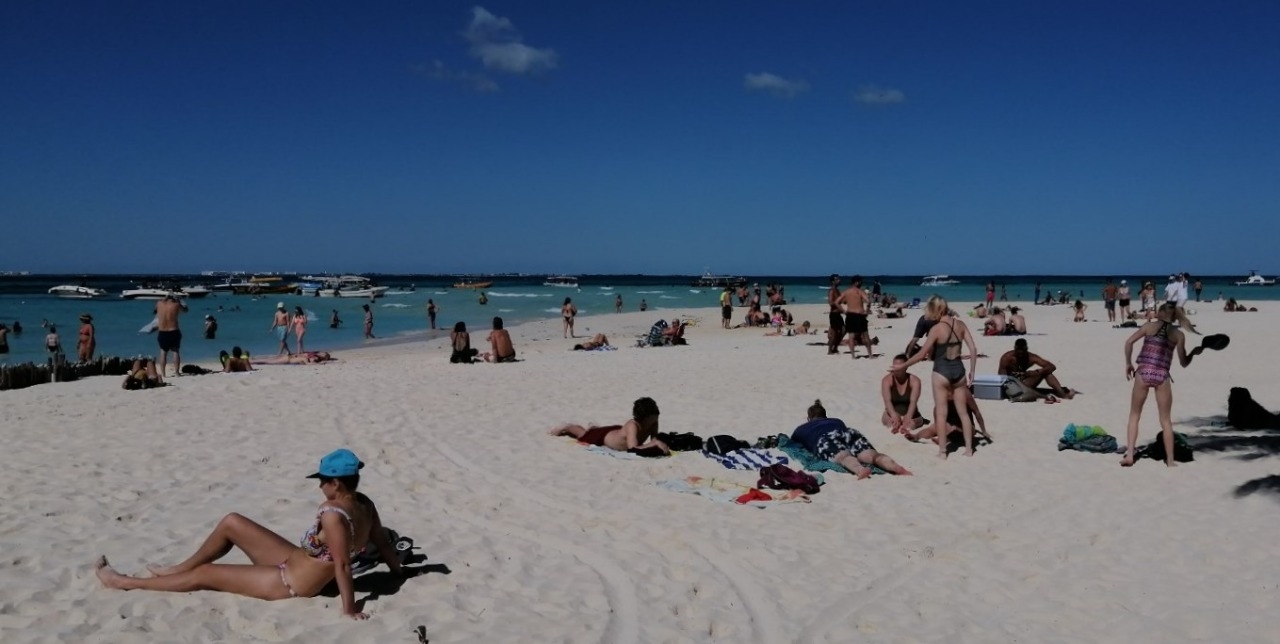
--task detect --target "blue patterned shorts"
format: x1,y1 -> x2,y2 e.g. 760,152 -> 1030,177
815,427 -> 874,459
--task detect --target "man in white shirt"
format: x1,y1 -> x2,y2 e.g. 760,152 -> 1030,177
1167,273 -> 1199,334
1163,275 -> 1180,305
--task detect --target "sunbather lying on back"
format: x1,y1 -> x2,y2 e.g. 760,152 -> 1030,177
572,334 -> 611,350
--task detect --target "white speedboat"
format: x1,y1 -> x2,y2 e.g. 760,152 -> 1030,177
318,286 -> 388,298
48,285 -> 108,299
690,270 -> 746,288
181,285 -> 212,298
921,275 -> 961,287
543,275 -> 580,288
122,287 -> 186,300
1235,270 -> 1276,286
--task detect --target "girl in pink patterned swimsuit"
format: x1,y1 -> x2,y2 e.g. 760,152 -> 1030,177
1121,303 -> 1203,467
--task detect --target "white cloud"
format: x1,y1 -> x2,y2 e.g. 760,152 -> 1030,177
853,85 -> 905,105
744,72 -> 810,98
417,60 -> 500,93
464,6 -> 558,74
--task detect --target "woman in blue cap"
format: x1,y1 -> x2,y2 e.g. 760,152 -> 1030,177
95,449 -> 404,619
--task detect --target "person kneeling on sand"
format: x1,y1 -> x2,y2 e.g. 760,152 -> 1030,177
882,355 -> 927,434
220,346 -> 254,372
572,333 -> 611,350
482,317 -> 516,363
95,449 -> 409,620
998,338 -> 1075,401
791,399 -> 911,479
549,397 -> 670,455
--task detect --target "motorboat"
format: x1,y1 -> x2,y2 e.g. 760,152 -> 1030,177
920,275 -> 961,287
690,270 -> 747,288
318,286 -> 389,298
180,285 -> 212,298
230,276 -> 296,295
543,275 -> 580,288
452,280 -> 493,289
48,285 -> 108,299
122,286 -> 186,300
295,281 -> 324,296
1235,270 -> 1276,286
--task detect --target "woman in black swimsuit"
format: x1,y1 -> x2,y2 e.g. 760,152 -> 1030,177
881,354 -> 926,434
892,296 -> 980,458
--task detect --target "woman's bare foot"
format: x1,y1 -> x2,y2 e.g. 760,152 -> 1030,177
962,448 -> 975,457
96,556 -> 130,589
936,451 -> 948,460
855,468 -> 872,480
1120,453 -> 1135,467
1165,460 -> 1179,468
146,563 -> 179,577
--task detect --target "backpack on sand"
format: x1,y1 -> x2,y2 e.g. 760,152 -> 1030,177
757,464 -> 821,495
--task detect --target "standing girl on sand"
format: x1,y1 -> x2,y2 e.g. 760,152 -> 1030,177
1121,302 -> 1203,467
562,297 -> 578,339
892,295 -> 981,458
292,306 -> 308,354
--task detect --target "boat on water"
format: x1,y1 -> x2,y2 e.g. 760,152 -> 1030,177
48,285 -> 109,299
543,275 -> 579,288
318,286 -> 389,298
180,285 -> 212,298
1235,270 -> 1276,286
690,270 -> 747,288
921,275 -> 961,287
230,276 -> 296,295
452,280 -> 493,289
122,286 -> 187,300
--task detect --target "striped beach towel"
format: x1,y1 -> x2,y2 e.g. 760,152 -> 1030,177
700,448 -> 789,470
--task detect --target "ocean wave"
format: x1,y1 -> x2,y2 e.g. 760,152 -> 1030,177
498,308 -> 515,313
488,291 -> 551,298
636,290 -> 665,294
659,295 -> 679,300
381,303 -> 410,308
599,286 -> 614,290
689,289 -> 702,294
434,291 -> 448,295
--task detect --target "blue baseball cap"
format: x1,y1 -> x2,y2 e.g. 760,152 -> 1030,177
306,449 -> 364,478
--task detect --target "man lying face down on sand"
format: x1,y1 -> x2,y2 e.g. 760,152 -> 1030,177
549,397 -> 670,455
791,399 -> 911,479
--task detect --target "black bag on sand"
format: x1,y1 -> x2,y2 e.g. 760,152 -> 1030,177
657,432 -> 704,452
705,435 -> 751,456
1228,387 -> 1280,430
1144,432 -> 1194,463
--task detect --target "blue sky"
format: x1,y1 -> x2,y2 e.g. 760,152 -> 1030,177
2,1 -> 1278,276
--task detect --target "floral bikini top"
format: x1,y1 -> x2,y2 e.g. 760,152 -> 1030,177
299,506 -> 362,562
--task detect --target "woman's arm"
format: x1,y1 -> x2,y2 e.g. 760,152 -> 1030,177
906,374 -> 921,420
1122,325 -> 1147,377
320,510 -> 366,619
959,321 -> 978,381
900,329 -> 937,369
880,375 -> 898,422
366,503 -> 405,577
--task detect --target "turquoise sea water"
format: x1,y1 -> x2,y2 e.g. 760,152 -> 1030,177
0,274 -> 1273,367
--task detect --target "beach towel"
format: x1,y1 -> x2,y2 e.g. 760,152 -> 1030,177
775,434 -> 849,474
656,476 -> 810,508
582,445 -> 645,460
700,448 -> 788,470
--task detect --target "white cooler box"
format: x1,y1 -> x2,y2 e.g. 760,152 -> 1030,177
971,375 -> 1011,400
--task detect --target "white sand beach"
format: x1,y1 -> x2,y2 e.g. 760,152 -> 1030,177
2,300 -> 1278,643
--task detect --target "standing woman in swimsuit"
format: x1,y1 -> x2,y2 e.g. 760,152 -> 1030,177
292,306 -> 308,354
892,295 -> 980,458
1120,302 -> 1202,467
95,449 -> 406,619
561,297 -> 578,339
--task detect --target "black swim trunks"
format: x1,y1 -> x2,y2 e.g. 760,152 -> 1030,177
157,329 -> 182,352
845,313 -> 869,334
828,311 -> 844,334
1118,299 -> 1130,308
1104,300 -> 1116,311
722,305 -> 732,320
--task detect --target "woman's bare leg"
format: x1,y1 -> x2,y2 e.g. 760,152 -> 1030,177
97,557 -> 293,600
548,424 -> 587,438
857,450 -> 912,476
296,330 -> 305,355
951,386 -> 976,456
1155,382 -> 1177,467
1122,379 -> 1150,466
147,513 -> 296,576
929,374 -> 950,458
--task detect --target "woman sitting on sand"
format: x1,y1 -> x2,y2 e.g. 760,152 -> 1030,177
95,449 -> 407,620
1073,299 -> 1087,322
892,295 -> 980,458
792,399 -> 911,478
983,307 -> 1007,335
900,392 -> 992,447
220,347 -> 254,372
450,321 -> 479,364
881,354 -> 926,434
1120,302 -> 1204,467
572,333 -> 611,350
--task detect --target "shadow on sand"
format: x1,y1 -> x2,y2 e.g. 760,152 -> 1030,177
320,551 -> 451,610
1183,413 -> 1280,500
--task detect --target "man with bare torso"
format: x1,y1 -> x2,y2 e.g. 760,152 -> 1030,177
836,275 -> 875,359
270,303 -> 291,355
484,316 -> 516,363
826,274 -> 844,355
548,397 -> 669,455
155,295 -> 187,377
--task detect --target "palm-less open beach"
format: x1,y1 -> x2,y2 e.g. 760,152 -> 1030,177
2,299 -> 1277,643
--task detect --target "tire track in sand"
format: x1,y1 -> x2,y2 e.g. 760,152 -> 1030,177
419,441 -> 641,644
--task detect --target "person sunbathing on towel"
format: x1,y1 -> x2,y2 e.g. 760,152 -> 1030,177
572,333 -> 611,350
998,338 -> 1074,400
791,399 -> 911,479
257,351 -> 335,365
548,397 -> 669,455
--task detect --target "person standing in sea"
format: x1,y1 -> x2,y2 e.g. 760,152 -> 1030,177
639,299 -> 647,312
203,315 -> 217,340
615,294 -> 623,314
427,299 -> 438,329
77,313 -> 96,362
154,294 -> 187,377
0,323 -> 9,356
363,303 -> 375,339
270,303 -> 291,356
329,309 -> 342,329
